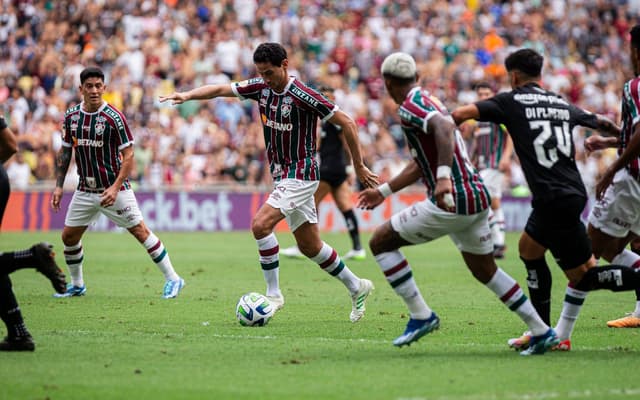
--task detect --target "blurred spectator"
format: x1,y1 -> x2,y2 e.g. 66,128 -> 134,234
0,0 -> 635,194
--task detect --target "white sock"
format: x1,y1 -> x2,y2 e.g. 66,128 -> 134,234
485,268 -> 548,336
143,232 -> 179,281
257,233 -> 281,297
375,251 -> 432,319
311,242 -> 359,293
554,285 -> 588,340
493,207 -> 505,246
64,242 -> 84,287
611,249 -> 640,268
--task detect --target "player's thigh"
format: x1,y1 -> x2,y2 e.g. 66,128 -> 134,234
390,199 -> 454,246
100,190 -> 143,229
252,202 -> 286,238
314,180 -> 332,204
531,197 -> 592,270
449,209 -> 493,255
369,220 -> 412,254
331,180 -> 354,212
64,191 -> 101,227
588,170 -> 640,239
265,179 -> 319,233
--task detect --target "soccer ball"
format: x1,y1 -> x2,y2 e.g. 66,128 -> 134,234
236,292 -> 275,326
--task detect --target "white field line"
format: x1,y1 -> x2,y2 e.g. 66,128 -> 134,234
396,388 -> 640,400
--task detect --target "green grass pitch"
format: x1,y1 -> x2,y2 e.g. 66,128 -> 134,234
0,231 -> 638,400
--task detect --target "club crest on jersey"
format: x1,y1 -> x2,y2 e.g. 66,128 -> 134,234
261,89 -> 270,97
281,104 -> 292,118
94,116 -> 107,135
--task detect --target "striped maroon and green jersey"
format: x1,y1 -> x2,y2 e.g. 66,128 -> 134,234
620,77 -> 640,180
61,101 -> 133,192
398,87 -> 491,215
472,121 -> 508,170
232,77 -> 337,182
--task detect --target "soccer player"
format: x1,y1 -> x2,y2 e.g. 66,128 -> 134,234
581,25 -> 640,329
462,82 -> 513,258
51,67 -> 184,299
451,48 -> 640,352
0,116 -> 67,351
358,52 -> 557,355
280,85 -> 366,261
160,43 -> 378,322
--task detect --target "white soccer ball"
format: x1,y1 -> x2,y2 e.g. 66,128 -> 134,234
236,292 -> 275,327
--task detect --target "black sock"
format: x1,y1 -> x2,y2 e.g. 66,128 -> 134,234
575,265 -> 640,292
0,247 -> 36,275
522,257 -> 552,325
0,274 -> 30,338
342,209 -> 361,250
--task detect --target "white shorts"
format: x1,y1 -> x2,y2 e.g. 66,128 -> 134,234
588,169 -> 640,238
479,168 -> 504,200
390,199 -> 493,255
266,179 -> 319,232
65,189 -> 144,229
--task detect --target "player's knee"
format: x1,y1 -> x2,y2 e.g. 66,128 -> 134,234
369,232 -> 390,256
61,231 -> 80,247
298,241 -> 322,258
251,218 -> 271,239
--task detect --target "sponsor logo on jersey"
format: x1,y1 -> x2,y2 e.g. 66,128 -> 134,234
71,114 -> 81,121
261,114 -> 293,131
290,86 -> 319,107
76,138 -> 104,147
261,88 -> 270,97
283,96 -> 293,104
86,177 -> 97,188
514,93 -> 569,106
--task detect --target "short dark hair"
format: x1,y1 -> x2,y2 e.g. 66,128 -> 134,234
80,67 -> 105,84
316,85 -> 334,92
504,49 -> 543,78
631,25 -> 640,50
253,43 -> 287,67
473,81 -> 493,91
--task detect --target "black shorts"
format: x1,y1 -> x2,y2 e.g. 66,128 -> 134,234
320,169 -> 347,189
524,195 -> 592,270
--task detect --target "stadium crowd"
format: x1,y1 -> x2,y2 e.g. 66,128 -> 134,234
0,0 -> 636,195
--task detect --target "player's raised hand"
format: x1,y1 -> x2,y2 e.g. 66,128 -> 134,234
355,165 -> 379,189
159,92 -> 187,105
584,135 -> 618,154
434,178 -> 455,212
357,188 -> 384,210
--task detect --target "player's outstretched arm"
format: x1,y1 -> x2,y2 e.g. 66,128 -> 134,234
159,84 -> 236,105
357,160 -> 421,210
451,104 -> 480,126
594,114 -> 621,137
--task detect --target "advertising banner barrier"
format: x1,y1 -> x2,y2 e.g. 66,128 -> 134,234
3,190 -> 577,233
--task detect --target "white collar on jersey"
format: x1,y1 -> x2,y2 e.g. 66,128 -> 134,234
80,101 -> 107,115
271,77 -> 296,95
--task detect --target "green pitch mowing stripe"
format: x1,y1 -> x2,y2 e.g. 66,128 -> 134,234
0,231 -> 638,400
